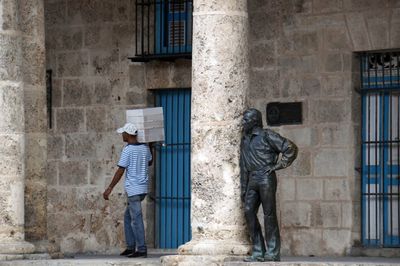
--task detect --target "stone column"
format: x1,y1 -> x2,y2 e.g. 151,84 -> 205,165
179,0 -> 250,256
0,0 -> 45,258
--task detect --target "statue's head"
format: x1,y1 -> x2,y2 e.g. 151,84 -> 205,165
242,108 -> 263,133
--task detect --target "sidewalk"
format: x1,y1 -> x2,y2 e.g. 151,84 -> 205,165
0,252 -> 399,266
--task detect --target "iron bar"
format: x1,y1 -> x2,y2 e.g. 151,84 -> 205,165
135,0 -> 138,55
147,0 -> 150,54
361,52 -> 400,247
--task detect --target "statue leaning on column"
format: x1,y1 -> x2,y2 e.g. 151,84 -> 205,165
240,108 -> 298,262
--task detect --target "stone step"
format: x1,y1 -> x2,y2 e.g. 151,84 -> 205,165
1,255 -> 399,266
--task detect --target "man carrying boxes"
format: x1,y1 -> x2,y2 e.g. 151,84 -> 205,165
103,107 -> 164,258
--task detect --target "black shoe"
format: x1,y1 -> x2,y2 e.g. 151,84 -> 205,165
128,251 -> 147,258
263,255 -> 280,261
120,249 -> 134,256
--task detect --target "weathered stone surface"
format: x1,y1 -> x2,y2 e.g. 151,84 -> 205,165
179,1 -> 250,256
145,61 -> 172,89
67,0 -> 128,25
342,202 -> 353,228
322,229 -> 351,255
311,100 -> 348,123
25,133 -> 47,182
321,74 -> 346,96
45,161 -> 58,186
65,133 -> 114,160
343,0 -> 388,10
191,14 -> 248,123
84,25 -> 113,49
282,229 -> 324,256
47,135 -> 64,160
321,125 -> 352,146
50,78 -> 62,108
296,179 -> 323,200
44,0 -> 66,27
63,79 -> 93,107
0,134 -> 23,157
194,0 -> 247,13
1,0 -> 18,31
324,27 -> 352,51
0,34 -> 22,81
279,177 -> 295,201
86,107 -> 109,132
249,69 -> 280,99
390,22 -> 400,47
129,64 -> 145,88
171,60 -> 192,88
56,108 -> 85,133
24,89 -> 47,133
282,202 -> 312,228
314,149 -> 348,177
280,73 -> 302,97
318,202 -> 341,228
89,160 -> 115,186
300,76 -> 321,96
279,55 -> 317,73
89,49 -> 120,76
46,27 -> 83,51
323,53 -> 343,72
58,161 -> 88,186
249,11 -> 280,42
0,85 -> 24,133
324,178 -> 351,201
280,128 -> 317,147
345,12 -> 371,51
112,23 -> 134,49
126,91 -> 146,105
292,31 -> 319,55
57,52 -> 88,77
25,181 -> 47,240
21,38 -> 46,86
250,41 -> 276,69
190,125 -> 246,241
313,0 -> 343,13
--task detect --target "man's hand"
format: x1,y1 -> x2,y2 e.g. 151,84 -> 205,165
103,187 -> 112,200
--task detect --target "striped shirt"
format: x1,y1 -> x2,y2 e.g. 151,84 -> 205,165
117,143 -> 152,197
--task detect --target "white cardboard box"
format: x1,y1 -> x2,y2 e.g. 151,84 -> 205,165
126,107 -> 165,143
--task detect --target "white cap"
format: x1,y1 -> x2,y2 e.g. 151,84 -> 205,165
116,123 -> 138,135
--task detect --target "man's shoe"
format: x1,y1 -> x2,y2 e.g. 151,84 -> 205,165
128,251 -> 147,258
120,249 -> 134,256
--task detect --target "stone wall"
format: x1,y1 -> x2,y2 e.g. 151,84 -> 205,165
44,0 -> 191,254
248,0 -> 400,256
43,0 -> 189,254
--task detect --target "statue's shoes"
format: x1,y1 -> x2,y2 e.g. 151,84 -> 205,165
258,255 -> 280,262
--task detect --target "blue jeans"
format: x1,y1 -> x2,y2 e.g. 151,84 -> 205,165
124,194 -> 147,252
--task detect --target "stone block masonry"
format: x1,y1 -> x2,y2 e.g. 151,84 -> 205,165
248,0 -> 400,257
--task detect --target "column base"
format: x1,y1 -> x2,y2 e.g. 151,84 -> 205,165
0,240 -> 35,255
178,239 -> 251,256
161,254 -> 248,266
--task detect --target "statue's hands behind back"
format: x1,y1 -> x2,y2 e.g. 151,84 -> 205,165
241,189 -> 246,203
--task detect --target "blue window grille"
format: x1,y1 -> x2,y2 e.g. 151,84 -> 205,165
130,0 -> 192,62
154,89 -> 191,248
360,52 -> 400,247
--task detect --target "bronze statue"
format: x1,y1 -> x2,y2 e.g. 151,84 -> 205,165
240,108 -> 298,262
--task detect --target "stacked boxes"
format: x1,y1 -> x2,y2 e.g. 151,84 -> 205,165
126,107 -> 165,143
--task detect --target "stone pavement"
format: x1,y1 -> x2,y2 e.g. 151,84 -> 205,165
0,252 -> 400,266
